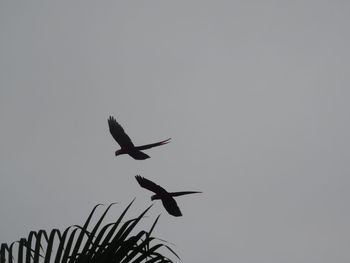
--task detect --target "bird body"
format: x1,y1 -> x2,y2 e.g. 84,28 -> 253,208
135,175 -> 201,217
108,116 -> 170,160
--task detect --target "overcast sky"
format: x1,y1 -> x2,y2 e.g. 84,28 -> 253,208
1,1 -> 350,262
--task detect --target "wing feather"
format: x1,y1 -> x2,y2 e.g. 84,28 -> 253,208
161,197 -> 182,217
108,116 -> 134,148
128,151 -> 150,160
135,175 -> 167,194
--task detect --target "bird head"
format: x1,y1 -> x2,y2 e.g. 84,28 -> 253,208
115,150 -> 121,156
151,194 -> 160,201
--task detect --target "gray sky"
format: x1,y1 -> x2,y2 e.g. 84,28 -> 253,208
1,1 -> 350,262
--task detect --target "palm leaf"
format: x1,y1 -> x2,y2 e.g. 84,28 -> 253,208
0,202 -> 178,263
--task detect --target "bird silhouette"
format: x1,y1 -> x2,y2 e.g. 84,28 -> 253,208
135,175 -> 201,217
108,116 -> 170,160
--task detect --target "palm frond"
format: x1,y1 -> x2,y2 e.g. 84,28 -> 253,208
0,201 -> 178,263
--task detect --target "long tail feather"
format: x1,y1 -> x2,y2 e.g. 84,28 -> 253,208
170,191 -> 202,197
136,138 -> 171,151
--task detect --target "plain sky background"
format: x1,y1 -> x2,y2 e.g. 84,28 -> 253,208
1,1 -> 350,262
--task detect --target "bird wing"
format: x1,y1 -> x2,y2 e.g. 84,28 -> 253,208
135,175 -> 167,195
161,197 -> 182,217
108,116 -> 134,148
128,151 -> 150,160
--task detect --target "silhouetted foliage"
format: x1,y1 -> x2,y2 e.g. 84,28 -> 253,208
0,200 -> 179,263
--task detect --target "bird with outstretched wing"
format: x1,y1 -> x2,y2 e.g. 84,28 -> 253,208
135,175 -> 201,217
108,116 -> 170,160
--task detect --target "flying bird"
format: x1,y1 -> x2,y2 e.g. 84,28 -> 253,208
108,116 -> 170,160
135,175 -> 201,217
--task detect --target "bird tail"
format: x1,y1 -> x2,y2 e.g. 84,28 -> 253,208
135,138 -> 171,151
170,191 -> 202,197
